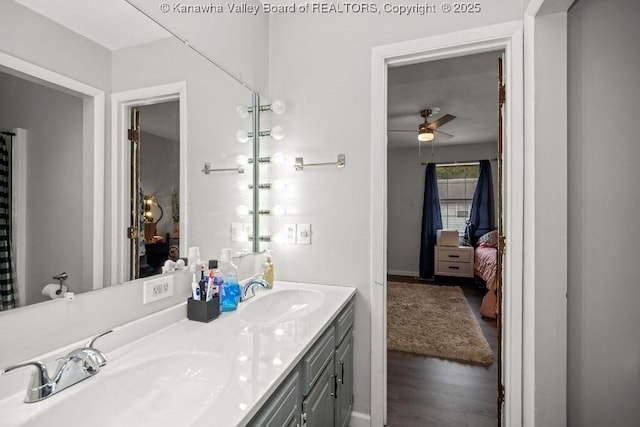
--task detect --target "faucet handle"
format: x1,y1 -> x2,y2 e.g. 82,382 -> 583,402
83,329 -> 113,367
85,329 -> 113,349
2,361 -> 53,402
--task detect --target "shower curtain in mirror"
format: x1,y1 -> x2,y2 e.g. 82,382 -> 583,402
0,135 -> 16,310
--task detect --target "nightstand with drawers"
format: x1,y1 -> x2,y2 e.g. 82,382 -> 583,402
434,245 -> 475,278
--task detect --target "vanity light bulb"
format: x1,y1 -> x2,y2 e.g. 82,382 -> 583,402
236,104 -> 250,119
272,180 -> 286,191
270,125 -> 285,141
271,152 -> 285,165
236,129 -> 249,143
237,181 -> 250,193
270,100 -> 286,115
273,233 -> 286,245
271,205 -> 286,217
235,155 -> 249,166
236,205 -> 251,218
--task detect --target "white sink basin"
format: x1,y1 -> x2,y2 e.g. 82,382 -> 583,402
20,351 -> 231,427
239,289 -> 324,323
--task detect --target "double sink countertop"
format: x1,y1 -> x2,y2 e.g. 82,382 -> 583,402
0,281 -> 356,426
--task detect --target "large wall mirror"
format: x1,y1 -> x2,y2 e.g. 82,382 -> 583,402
0,0 -> 255,309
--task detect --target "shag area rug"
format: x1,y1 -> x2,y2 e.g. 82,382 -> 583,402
387,282 -> 493,366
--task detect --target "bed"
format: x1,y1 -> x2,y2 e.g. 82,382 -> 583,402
473,231 -> 499,319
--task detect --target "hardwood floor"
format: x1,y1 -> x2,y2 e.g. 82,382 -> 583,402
386,275 -> 498,427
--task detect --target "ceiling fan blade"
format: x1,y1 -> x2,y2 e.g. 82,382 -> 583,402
435,129 -> 454,139
427,114 -> 456,130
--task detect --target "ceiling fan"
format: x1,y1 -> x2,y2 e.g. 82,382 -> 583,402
389,108 -> 456,142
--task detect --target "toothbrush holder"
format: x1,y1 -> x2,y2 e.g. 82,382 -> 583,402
187,296 -> 220,323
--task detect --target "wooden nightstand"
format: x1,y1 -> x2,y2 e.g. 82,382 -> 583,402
434,245 -> 475,278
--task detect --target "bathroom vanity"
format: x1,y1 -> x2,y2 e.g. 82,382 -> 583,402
0,281 -> 355,426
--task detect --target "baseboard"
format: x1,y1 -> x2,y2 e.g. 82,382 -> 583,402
387,269 -> 419,277
349,411 -> 371,427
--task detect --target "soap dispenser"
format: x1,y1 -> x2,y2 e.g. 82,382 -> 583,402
262,250 -> 274,289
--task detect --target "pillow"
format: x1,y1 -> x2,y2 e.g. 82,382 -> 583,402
478,230 -> 499,248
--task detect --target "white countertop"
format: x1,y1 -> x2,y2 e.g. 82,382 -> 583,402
0,281 -> 356,426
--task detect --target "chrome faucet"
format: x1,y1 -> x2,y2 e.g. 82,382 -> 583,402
241,279 -> 269,302
1,330 -> 113,403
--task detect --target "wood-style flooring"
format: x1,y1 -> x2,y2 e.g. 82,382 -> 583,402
386,275 -> 498,427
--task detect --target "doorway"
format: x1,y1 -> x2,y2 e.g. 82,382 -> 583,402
111,82 -> 187,285
370,22 -> 524,426
385,51 -> 502,425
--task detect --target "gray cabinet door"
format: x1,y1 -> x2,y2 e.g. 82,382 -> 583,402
335,330 -> 354,427
249,371 -> 300,427
303,359 -> 335,427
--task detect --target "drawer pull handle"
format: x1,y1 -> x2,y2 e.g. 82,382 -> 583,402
448,255 -> 460,258
449,266 -> 460,270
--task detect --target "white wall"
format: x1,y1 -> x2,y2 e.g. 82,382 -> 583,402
567,0 -> 640,425
267,1 -> 525,418
127,0 -> 269,95
0,72 -> 86,304
0,1 -> 111,93
387,143 -> 497,275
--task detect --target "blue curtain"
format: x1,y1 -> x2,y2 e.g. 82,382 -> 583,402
466,160 -> 494,245
419,163 -> 442,278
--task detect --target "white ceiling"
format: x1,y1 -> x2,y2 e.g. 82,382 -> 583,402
13,0 -> 170,50
387,51 -> 501,150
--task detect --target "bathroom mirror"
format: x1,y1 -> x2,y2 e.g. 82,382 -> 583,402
0,0 -> 254,309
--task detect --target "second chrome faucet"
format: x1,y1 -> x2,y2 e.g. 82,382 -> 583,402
1,330 -> 112,403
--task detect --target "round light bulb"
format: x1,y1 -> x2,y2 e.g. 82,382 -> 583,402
236,104 -> 249,119
271,205 -> 286,217
237,181 -> 250,193
236,129 -> 249,143
236,205 -> 251,218
272,180 -> 286,191
270,125 -> 285,141
270,100 -> 286,115
271,152 -> 285,165
235,155 -> 249,166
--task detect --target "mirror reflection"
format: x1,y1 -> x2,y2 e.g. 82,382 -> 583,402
0,0 -> 255,309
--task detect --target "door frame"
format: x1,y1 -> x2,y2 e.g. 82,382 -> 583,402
370,21 -> 524,426
110,82 -> 187,285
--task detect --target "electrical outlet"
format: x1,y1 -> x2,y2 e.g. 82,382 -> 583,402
143,275 -> 174,304
298,224 -> 311,245
285,224 -> 297,244
231,223 -> 243,242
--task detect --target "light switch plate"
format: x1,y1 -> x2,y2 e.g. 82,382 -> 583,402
285,224 -> 297,244
231,223 -> 243,242
298,224 -> 311,245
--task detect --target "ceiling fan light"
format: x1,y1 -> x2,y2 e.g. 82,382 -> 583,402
418,128 -> 434,142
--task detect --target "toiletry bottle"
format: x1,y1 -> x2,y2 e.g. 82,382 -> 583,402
221,277 -> 238,312
226,271 -> 241,305
213,269 -> 224,310
191,274 -> 201,301
262,250 -> 274,289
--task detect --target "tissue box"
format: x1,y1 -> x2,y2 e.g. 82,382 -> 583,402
437,230 -> 460,247
187,296 -> 220,323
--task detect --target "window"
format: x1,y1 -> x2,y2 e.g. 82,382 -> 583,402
436,163 -> 479,235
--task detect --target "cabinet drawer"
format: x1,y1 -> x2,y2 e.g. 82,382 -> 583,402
437,248 -> 472,262
437,261 -> 473,277
335,302 -> 354,346
301,326 -> 335,395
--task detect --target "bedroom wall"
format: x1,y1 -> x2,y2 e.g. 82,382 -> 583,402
567,0 -> 640,425
387,142 -> 498,276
